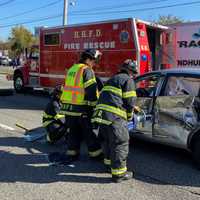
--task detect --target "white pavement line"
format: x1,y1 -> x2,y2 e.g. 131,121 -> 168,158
0,123 -> 15,131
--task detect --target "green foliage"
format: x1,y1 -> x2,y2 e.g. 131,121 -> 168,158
0,40 -> 10,50
8,26 -> 38,57
155,15 -> 184,25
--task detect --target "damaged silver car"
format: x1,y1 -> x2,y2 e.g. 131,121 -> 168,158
131,68 -> 200,168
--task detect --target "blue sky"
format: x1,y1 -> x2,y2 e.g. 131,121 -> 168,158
0,0 -> 200,40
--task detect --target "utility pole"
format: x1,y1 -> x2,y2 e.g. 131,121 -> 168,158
63,0 -> 69,26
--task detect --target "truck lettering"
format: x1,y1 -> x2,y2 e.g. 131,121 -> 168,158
89,30 -> 93,38
177,40 -> 200,48
94,42 -> 99,49
83,43 -> 89,49
96,29 -> 101,37
100,42 -> 104,49
74,29 -> 102,39
65,41 -> 115,50
81,31 -> 87,38
89,42 -> 94,48
83,41 -> 115,49
177,41 -> 188,48
177,60 -> 200,66
64,43 -> 80,50
74,31 -> 79,39
189,40 -> 198,48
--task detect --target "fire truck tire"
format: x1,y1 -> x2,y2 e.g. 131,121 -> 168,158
14,74 -> 24,93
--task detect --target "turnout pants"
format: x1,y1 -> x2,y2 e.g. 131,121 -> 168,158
66,115 -> 102,158
46,122 -> 67,144
99,118 -> 129,177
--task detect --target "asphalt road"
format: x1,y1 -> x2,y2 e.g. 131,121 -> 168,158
0,75 -> 200,200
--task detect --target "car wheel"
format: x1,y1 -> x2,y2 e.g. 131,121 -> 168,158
192,136 -> 200,169
14,74 -> 24,93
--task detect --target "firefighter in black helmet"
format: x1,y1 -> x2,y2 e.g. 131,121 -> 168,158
42,86 -> 67,144
60,49 -> 103,162
92,59 -> 138,183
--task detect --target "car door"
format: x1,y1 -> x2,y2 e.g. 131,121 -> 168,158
152,74 -> 200,148
134,73 -> 164,138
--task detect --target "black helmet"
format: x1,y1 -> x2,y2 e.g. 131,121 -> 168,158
81,49 -> 102,60
51,85 -> 62,98
121,59 -> 138,74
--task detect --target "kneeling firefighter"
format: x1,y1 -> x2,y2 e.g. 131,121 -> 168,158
92,59 -> 138,183
60,49 -> 103,162
42,86 -> 67,144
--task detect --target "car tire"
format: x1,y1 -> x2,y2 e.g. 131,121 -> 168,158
192,136 -> 200,169
14,74 -> 24,93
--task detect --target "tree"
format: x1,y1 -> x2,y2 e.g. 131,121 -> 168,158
0,40 -> 10,50
8,26 -> 37,57
155,15 -> 184,25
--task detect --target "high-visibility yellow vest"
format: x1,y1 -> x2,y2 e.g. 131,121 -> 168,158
61,64 -> 89,105
42,112 -> 65,127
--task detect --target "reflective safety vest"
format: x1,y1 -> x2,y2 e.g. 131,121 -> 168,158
42,112 -> 64,127
61,64 -> 89,106
92,83 -> 137,124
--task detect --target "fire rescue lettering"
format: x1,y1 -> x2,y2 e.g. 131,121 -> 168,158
64,41 -> 116,50
84,41 -> 115,49
64,29 -> 116,50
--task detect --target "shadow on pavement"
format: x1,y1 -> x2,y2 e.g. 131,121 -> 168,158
0,135 -> 110,184
0,89 -> 14,96
0,90 -> 49,111
129,140 -> 200,188
0,135 -> 200,186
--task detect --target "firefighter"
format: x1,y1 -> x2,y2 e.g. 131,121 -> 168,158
92,59 -> 138,183
42,86 -> 67,144
60,49 -> 103,162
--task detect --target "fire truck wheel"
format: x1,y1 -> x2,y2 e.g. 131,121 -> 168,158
14,74 -> 24,93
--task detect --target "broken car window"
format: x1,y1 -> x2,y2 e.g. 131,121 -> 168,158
164,76 -> 200,96
136,75 -> 160,97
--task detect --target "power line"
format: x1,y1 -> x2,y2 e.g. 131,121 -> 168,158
0,0 -> 62,21
0,0 -> 173,21
71,0 -> 172,14
1,0 -> 200,28
70,0 -> 200,16
0,0 -> 15,7
0,14 -> 62,28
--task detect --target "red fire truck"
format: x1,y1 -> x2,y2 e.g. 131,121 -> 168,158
12,18 -> 171,92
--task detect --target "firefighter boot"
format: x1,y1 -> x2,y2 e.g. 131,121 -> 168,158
112,171 -> 133,183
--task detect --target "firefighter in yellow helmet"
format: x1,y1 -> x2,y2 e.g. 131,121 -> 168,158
92,59 -> 138,183
60,49 -> 103,162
